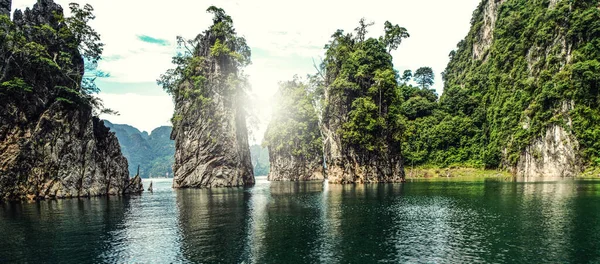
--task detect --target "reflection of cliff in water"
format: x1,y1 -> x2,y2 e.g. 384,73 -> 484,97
4,178 -> 600,262
0,197 -> 131,263
175,187 -> 250,263
479,179 -> 600,262
328,183 -> 405,263
257,180 -> 326,263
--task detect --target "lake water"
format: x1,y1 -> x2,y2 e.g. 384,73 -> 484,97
2,176 -> 600,263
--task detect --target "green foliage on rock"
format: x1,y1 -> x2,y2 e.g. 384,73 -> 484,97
401,0 -> 600,170
323,21 -> 407,154
0,3 -> 107,113
157,5 -> 251,120
264,78 -> 323,158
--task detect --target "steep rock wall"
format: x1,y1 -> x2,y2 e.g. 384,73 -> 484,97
263,79 -> 324,182
322,76 -> 404,184
0,0 -> 142,200
170,13 -> 254,188
441,0 -> 600,176
267,151 -> 324,182
516,125 -> 581,177
320,27 -> 405,184
472,0 -> 505,60
171,91 -> 254,187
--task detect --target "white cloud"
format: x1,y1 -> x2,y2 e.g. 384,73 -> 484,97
13,0 -> 481,143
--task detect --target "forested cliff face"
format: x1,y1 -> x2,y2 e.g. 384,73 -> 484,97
159,7 -> 254,188
0,0 -> 142,200
264,79 -> 324,181
320,21 -> 408,183
406,0 -> 600,176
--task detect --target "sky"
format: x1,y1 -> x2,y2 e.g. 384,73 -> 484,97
12,0 -> 480,143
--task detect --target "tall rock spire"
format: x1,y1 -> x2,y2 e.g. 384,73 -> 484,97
163,7 -> 255,188
0,0 -> 11,17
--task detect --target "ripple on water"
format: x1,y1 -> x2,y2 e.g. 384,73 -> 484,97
2,178 -> 600,263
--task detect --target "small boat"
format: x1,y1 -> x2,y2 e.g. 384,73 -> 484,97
148,181 -> 153,193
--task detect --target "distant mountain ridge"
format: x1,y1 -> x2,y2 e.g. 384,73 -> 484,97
104,120 -> 270,178
104,120 -> 174,178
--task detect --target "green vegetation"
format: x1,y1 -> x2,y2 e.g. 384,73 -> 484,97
400,0 -> 600,170
0,3 -> 110,114
264,78 -> 323,158
104,121 -> 175,178
321,19 -> 408,154
406,166 -> 511,179
158,6 -> 251,123
413,67 -> 434,89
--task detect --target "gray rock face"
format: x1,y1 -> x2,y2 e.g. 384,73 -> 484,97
0,0 -> 10,17
171,83 -> 254,188
322,97 -> 404,184
322,135 -> 404,184
0,0 -> 141,200
170,31 -> 254,188
125,175 -> 144,194
472,0 -> 505,60
516,125 -> 581,177
267,152 -> 324,182
267,144 -> 325,181
0,107 -> 141,199
515,102 -> 581,177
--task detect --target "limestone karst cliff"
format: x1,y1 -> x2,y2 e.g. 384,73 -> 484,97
264,79 -> 324,181
438,0 -> 600,176
159,7 -> 254,188
0,0 -> 142,200
320,21 -> 408,183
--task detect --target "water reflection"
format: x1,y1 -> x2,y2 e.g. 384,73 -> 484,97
0,196 -> 131,263
176,185 -> 249,263
101,179 -> 185,262
3,177 -> 600,263
244,178 -> 270,263
258,180 -> 325,263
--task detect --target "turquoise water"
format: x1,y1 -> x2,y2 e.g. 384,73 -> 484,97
2,176 -> 600,263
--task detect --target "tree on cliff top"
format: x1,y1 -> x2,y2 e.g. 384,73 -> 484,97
323,19 -> 409,153
414,67 -> 434,89
0,2 -> 111,115
157,6 -> 251,127
382,21 -> 409,52
66,3 -> 104,64
264,77 -> 322,158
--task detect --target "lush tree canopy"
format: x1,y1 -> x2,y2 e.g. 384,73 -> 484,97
264,77 -> 322,158
414,67 -> 434,89
400,0 -> 600,169
158,6 -> 251,126
401,70 -> 412,84
323,20 -> 407,153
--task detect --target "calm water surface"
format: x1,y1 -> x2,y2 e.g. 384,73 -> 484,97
2,176 -> 600,263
